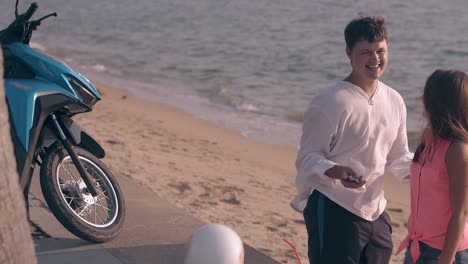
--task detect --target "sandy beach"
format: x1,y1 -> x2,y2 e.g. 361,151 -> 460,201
74,82 -> 412,264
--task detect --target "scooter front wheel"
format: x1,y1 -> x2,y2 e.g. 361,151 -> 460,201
40,145 -> 125,242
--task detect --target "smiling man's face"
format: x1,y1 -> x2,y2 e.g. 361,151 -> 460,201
346,39 -> 388,82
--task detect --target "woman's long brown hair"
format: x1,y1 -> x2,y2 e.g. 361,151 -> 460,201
413,69 -> 468,162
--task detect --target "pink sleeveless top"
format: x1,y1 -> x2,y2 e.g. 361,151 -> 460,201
396,134 -> 468,261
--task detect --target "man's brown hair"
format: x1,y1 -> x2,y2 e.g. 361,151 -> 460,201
344,16 -> 388,49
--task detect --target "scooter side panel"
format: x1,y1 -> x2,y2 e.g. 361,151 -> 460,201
4,78 -> 74,151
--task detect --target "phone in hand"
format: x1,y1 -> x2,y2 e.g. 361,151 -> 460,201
342,177 -> 363,184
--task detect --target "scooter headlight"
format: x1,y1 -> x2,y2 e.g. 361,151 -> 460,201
66,76 -> 98,108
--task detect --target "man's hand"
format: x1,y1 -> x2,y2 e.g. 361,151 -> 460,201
324,165 -> 366,189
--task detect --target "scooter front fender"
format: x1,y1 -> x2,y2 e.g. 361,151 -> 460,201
60,117 -> 105,159
41,116 -> 105,159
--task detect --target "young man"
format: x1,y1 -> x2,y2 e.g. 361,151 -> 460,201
291,16 -> 413,264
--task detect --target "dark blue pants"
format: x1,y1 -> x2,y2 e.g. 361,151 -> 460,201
303,190 -> 393,264
404,241 -> 468,264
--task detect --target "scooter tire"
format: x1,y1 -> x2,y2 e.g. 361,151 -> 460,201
40,145 -> 125,243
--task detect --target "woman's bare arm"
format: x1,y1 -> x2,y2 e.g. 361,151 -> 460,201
439,141 -> 468,264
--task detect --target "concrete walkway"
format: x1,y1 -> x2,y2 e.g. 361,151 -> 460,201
29,171 -> 280,264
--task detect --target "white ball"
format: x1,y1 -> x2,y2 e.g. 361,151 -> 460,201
184,224 -> 244,264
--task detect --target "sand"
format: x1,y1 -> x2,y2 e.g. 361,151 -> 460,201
74,82 -> 411,263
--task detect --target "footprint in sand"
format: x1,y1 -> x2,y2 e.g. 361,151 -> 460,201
220,192 -> 241,205
105,139 -> 124,145
218,185 -> 244,205
168,181 -> 192,194
292,219 -> 305,225
270,213 -> 288,228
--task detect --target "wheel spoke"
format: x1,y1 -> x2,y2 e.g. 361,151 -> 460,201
67,196 -> 77,207
73,205 -> 85,215
95,209 -> 106,224
60,162 -> 80,186
94,203 -> 97,224
97,191 -> 110,201
97,200 -> 110,214
94,202 -> 111,213
96,199 -> 111,219
77,202 -> 93,216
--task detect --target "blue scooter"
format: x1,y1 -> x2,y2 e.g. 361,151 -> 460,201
1,0 -> 125,242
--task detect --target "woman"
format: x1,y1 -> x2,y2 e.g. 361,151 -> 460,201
396,69 -> 468,263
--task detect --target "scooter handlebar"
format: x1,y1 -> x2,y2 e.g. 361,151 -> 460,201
23,2 -> 38,22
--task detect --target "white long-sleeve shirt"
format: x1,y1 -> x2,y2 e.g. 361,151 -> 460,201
291,80 -> 413,221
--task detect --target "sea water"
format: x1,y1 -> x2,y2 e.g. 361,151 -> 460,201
0,0 -> 467,148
